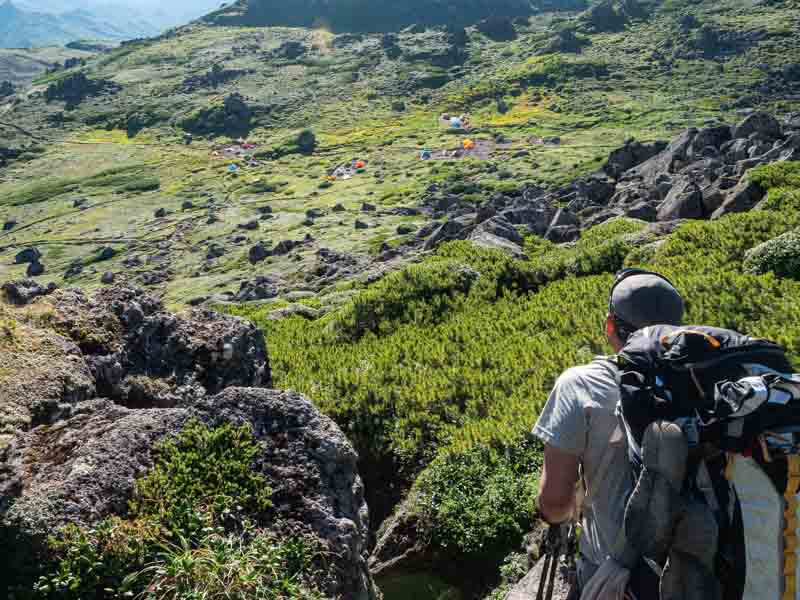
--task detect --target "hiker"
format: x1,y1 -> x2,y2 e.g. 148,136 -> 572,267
533,270 -> 685,598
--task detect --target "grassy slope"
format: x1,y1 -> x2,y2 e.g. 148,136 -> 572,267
1,0 -> 800,596
1,0 -> 798,306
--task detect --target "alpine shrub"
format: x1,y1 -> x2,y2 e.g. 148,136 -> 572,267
744,229 -> 800,279
413,436 -> 542,557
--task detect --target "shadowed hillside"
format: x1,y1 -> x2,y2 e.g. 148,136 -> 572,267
203,0 -> 589,32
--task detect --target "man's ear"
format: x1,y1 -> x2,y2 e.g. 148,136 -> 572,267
605,314 -> 615,339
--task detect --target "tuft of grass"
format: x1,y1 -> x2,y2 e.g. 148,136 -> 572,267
34,421 -> 322,600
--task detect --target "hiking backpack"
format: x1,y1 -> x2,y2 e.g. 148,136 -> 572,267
616,325 -> 800,600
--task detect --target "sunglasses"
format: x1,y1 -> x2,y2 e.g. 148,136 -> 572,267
608,268 -> 677,315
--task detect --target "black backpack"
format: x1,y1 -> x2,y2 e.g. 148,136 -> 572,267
616,325 -> 800,600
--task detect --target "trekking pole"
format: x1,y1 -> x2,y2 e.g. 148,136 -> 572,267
536,525 -> 563,600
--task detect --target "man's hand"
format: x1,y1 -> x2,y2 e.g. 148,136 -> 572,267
538,444 -> 580,524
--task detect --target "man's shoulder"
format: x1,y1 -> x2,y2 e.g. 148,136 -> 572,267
557,357 -> 618,386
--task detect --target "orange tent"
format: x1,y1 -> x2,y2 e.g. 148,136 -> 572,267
355,160 -> 367,169
463,139 -> 476,151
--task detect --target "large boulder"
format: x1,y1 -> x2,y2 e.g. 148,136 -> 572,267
732,112 -> 782,140
0,389 -> 377,600
424,215 -> 475,250
0,280 -> 57,306
735,133 -> 800,175
470,230 -> 526,258
14,247 -> 41,265
711,179 -> 765,220
627,129 -> 698,185
0,284 -> 377,600
41,286 -> 269,408
604,139 -> 668,180
657,179 -> 704,221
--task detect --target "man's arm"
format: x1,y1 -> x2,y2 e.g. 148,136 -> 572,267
538,444 -> 580,524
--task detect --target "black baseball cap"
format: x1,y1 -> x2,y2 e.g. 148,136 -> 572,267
609,269 -> 685,329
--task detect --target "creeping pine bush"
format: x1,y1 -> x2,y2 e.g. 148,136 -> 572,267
331,260 -> 479,340
413,436 -> 542,558
217,162 -> 800,580
744,229 -> 800,279
34,421 -> 323,600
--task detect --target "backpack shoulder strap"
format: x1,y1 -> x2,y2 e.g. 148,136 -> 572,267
583,357 -> 625,504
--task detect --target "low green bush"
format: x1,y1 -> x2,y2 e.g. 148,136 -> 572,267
413,436 -> 542,557
330,260 -> 479,340
744,229 -> 800,280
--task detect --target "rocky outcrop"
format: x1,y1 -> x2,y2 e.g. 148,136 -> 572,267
0,284 -> 377,600
0,284 -> 270,438
0,388 -> 377,600
44,72 -> 120,109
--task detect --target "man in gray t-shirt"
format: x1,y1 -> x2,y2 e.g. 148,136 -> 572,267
532,269 -> 685,590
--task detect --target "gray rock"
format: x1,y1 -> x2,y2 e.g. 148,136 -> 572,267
272,240 -> 298,256
689,125 -> 732,157
238,219 -> 260,231
101,271 -> 115,285
502,206 -> 556,236
26,262 -> 44,277
700,177 -> 738,215
332,203 -> 346,212
361,202 -> 376,212
711,179 -> 765,219
423,215 -> 475,250
14,247 -> 41,265
545,225 -> 580,243
0,387 -> 376,600
235,276 -> 279,302
206,244 -> 225,260
391,207 -> 422,217
97,246 -> 116,261
0,280 -> 58,306
724,138 -> 750,162
396,224 -> 417,235
268,304 -> 320,321
154,207 -> 167,218
548,209 -> 579,230
625,201 -> 657,221
657,180 -> 704,220
248,242 -> 271,264
64,261 -> 84,279
181,200 -> 194,210
52,286 -> 269,401
628,129 -> 698,185
474,216 -> 524,245
306,208 -> 325,219
735,133 -> 800,175
604,139 -> 668,179
354,220 -> 369,230
733,112 -> 782,140
3,218 -> 17,231
416,222 -> 440,239
470,231 -> 526,258
72,197 -> 88,209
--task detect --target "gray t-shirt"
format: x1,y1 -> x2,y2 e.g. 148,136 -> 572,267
533,358 -> 631,569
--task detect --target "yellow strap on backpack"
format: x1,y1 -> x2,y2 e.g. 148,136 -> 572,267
783,456 -> 800,600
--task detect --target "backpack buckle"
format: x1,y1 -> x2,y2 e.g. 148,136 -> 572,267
675,417 -> 700,448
